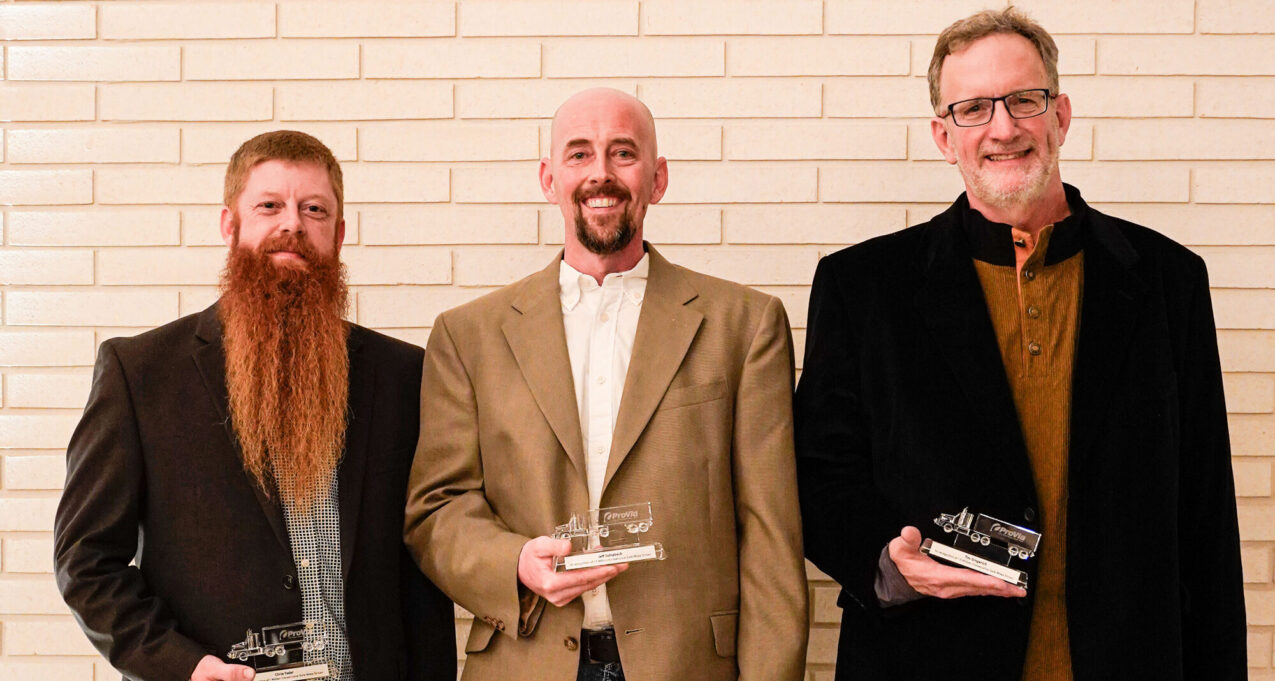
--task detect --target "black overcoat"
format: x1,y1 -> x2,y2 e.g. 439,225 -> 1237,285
794,188 -> 1246,680
54,303 -> 456,681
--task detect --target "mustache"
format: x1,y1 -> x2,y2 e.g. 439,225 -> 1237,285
259,231 -> 322,261
572,183 -> 632,205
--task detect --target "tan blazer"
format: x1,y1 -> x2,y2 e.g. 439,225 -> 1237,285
405,245 -> 808,681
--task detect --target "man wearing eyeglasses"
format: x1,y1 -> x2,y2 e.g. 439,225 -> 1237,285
795,8 -> 1246,681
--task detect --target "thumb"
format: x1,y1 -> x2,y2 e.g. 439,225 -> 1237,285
900,525 -> 923,548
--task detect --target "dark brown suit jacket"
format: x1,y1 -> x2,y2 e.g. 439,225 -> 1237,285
54,303 -> 455,681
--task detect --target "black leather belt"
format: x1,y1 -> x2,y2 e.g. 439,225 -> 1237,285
581,628 -> 621,664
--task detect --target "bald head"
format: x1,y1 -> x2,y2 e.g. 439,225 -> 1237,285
550,88 -> 658,161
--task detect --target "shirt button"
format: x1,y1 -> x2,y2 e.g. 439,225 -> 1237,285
564,636 -> 579,651
1026,306 -> 1041,319
599,312 -> 610,322
1027,341 -> 1042,356
1024,507 -> 1037,522
283,574 -> 296,590
596,376 -> 606,385
1023,268 -> 1036,281
594,444 -> 605,454
300,559 -> 310,568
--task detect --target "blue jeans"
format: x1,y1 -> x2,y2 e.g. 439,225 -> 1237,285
577,661 -> 625,681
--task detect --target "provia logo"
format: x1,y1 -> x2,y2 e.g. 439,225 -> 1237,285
279,629 -> 306,641
603,510 -> 640,522
989,523 -> 1028,542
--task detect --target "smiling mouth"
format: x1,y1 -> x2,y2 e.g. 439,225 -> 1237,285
985,150 -> 1031,162
583,197 -> 621,209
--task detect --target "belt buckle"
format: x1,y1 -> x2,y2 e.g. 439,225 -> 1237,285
582,628 -> 619,665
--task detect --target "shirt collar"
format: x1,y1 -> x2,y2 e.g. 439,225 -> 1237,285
960,183 -> 1087,267
559,253 -> 650,311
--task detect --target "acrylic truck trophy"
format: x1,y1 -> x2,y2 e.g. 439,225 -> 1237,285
552,502 -> 667,571
226,621 -> 329,680
920,507 -> 1041,589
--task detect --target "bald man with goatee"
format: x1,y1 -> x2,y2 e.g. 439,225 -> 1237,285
55,131 -> 455,681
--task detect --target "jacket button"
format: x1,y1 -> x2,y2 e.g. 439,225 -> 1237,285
283,574 -> 296,590
564,636 -> 578,651
1024,507 -> 1036,522
495,620 -> 505,632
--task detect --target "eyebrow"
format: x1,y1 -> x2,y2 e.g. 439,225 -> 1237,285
562,137 -> 640,152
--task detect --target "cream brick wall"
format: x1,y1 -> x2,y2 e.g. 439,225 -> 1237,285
0,2 -> 1271,680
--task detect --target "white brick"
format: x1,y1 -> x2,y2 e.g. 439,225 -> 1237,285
1100,37 -> 1275,76
544,38 -> 723,78
100,83 -> 273,122
1250,630 -> 1273,667
0,661 -> 93,681
825,78 -> 931,118
344,165 -> 450,204
1195,166 -> 1275,204
1233,460 -> 1273,497
364,40 -> 540,79
185,41 -> 359,81
180,288 -> 222,317
0,170 -> 93,206
0,5 -> 95,40
341,246 -> 452,285
908,119 -> 1093,162
7,210 -> 181,247
0,331 -> 96,367
1239,505 -> 1275,540
8,46 -> 180,82
6,371 -> 92,410
358,287 -> 492,328
826,0 -> 993,35
660,246 -> 819,285
540,205 -> 723,245
0,251 -> 93,286
1064,77 -> 1194,118
0,577 -> 63,614
1219,331 -> 1275,373
0,414 -> 81,450
1214,290 -> 1275,330
7,127 -> 180,164
96,167 -> 224,205
1013,0 -> 1194,34
182,124 -> 357,164
3,536 -> 56,574
460,1 -> 638,37
278,81 -> 453,121
280,1 -> 454,37
3,619 -> 101,656
0,85 -> 95,122
913,36 -> 1097,78
457,81 -> 636,119
1099,120 -> 1275,161
2,454 -> 66,490
453,246 -> 561,285
100,2 -> 274,39
1092,204 -> 1275,246
183,208 -> 231,246
1198,78 -> 1275,118
756,286 -> 810,328
821,163 -> 964,203
6,291 -> 180,327
661,164 -> 818,204
1200,0 -> 1275,33
643,1 -> 822,35
730,37 -> 906,76
1226,374 -> 1275,414
725,205 -> 906,245
1193,247 -> 1275,289
1062,163 -> 1190,203
640,80 -> 821,118
97,248 -> 224,286
361,122 -> 538,162
361,206 -> 538,245
725,122 -> 905,161
650,123 -> 722,161
453,164 -> 543,204
1230,414 -> 1275,456
1244,546 -> 1274,583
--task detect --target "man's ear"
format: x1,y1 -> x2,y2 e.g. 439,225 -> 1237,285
931,117 -> 958,165
649,156 -> 669,204
334,218 -> 346,255
219,207 -> 235,247
1053,92 -> 1072,147
538,157 -> 559,204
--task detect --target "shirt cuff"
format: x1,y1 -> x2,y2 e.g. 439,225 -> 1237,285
875,544 -> 924,607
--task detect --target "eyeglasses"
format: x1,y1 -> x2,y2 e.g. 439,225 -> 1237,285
940,89 -> 1056,127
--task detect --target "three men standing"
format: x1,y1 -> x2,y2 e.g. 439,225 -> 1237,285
403,88 -> 809,681
795,8 -> 1246,681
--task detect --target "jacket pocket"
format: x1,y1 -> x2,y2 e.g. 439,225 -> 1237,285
465,620 -> 496,654
709,611 -> 738,657
657,378 -> 729,411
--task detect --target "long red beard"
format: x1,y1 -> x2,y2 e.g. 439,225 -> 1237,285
219,232 -> 350,513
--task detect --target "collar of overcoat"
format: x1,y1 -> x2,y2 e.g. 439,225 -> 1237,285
500,243 -> 704,499
191,302 -> 373,580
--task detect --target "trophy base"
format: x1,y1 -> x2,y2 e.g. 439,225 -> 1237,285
921,539 -> 1028,589
555,543 -> 665,571
256,663 -> 331,680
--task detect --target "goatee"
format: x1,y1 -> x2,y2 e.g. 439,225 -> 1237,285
573,183 -> 636,255
219,231 -> 349,513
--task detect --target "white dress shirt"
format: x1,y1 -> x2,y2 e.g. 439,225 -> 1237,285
559,253 -> 649,631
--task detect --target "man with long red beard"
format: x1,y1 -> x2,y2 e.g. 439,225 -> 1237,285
55,131 -> 455,681
404,88 -> 808,681
795,8 -> 1246,681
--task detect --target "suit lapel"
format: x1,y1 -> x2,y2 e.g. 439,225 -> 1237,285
338,327 -> 371,579
603,247 -> 703,493
501,259 -> 588,482
1070,210 -> 1146,465
915,214 -> 1036,494
191,304 -> 291,554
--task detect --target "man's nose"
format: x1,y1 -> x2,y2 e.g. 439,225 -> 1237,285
279,205 -> 304,233
586,155 -> 614,184
986,100 -> 1019,139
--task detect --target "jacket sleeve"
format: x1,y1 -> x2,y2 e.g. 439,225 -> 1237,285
53,340 -> 208,681
733,296 -> 810,681
403,313 -> 532,641
794,256 -> 902,610
1174,256 -> 1248,678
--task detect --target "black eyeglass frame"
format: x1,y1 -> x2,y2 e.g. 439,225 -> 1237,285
939,88 -> 1057,127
